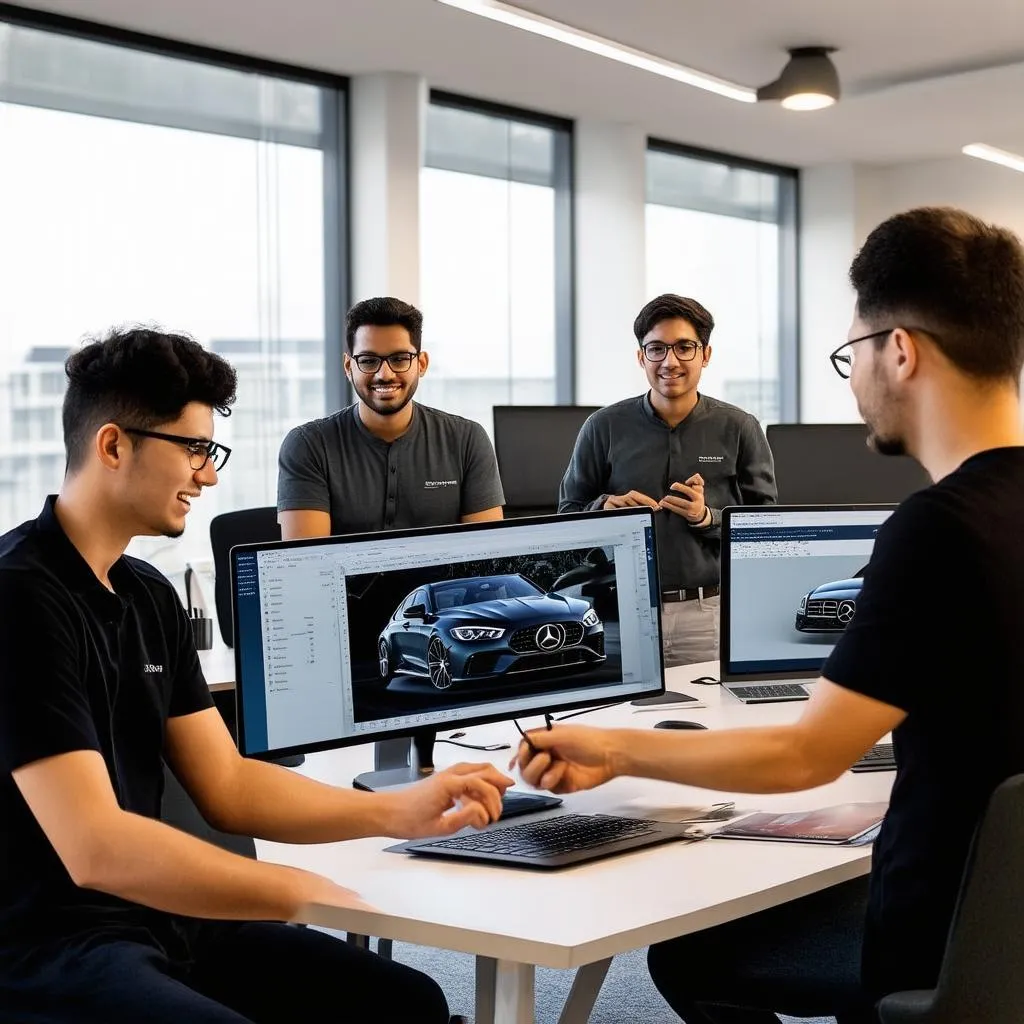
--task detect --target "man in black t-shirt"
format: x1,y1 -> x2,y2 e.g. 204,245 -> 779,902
0,327 -> 511,1024
514,207 -> 1024,1021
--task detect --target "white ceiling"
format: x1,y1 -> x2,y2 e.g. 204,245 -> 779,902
14,0 -> 1024,167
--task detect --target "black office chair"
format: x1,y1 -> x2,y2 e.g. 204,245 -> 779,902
210,506 -> 280,647
877,774 -> 1024,1023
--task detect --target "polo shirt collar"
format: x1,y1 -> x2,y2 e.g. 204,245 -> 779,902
35,495 -> 134,607
641,390 -> 705,428
351,401 -> 422,447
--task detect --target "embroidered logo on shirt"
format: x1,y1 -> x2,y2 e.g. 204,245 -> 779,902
698,456 -> 725,463
424,480 -> 458,488
143,664 -> 164,673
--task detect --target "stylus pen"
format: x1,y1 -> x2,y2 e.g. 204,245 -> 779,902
514,714 -> 554,755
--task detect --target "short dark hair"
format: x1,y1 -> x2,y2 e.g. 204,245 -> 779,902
633,294 -> 715,347
346,296 -> 423,352
850,206 -> 1024,381
63,326 -> 237,471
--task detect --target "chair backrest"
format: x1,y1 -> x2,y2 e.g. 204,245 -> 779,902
923,773 -> 1024,1021
210,506 -> 280,646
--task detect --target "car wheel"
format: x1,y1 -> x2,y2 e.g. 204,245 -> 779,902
378,639 -> 391,680
427,636 -> 453,690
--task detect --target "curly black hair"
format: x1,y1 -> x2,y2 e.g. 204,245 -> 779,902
851,207 -> 1024,381
63,326 -> 237,470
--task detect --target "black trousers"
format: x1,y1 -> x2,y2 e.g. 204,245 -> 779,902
647,877 -> 877,1024
0,920 -> 450,1024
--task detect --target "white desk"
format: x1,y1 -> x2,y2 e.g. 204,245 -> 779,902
252,664 -> 893,1024
198,642 -> 235,694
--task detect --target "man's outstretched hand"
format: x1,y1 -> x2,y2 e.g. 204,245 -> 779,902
510,725 -> 621,794
384,762 -> 515,839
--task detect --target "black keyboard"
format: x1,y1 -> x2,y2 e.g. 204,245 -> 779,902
730,683 -> 809,702
851,743 -> 896,773
416,813 -> 658,860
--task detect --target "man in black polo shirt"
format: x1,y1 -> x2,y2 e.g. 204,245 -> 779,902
0,327 -> 511,1024
277,296 -> 504,540
559,293 -> 776,666
517,207 -> 1024,1021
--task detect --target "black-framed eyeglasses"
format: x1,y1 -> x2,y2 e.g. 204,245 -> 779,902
829,329 -> 895,379
640,339 -> 704,363
123,428 -> 232,472
351,352 -> 418,374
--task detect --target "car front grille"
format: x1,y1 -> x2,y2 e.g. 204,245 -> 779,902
806,599 -> 839,618
509,621 -> 585,653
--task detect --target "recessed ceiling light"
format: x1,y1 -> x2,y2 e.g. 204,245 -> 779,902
436,0 -> 756,104
962,143 -> 1024,174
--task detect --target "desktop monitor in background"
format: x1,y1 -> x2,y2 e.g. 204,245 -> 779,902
493,405 -> 600,515
721,504 -> 895,683
231,509 -> 663,784
766,423 -> 930,505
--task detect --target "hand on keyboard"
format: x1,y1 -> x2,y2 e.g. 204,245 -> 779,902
385,762 -> 514,839
512,724 -> 618,794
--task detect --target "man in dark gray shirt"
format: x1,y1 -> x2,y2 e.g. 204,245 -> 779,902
278,297 -> 505,539
559,294 -> 776,666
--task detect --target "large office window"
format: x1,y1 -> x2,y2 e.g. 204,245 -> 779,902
0,13 -> 346,574
420,95 -> 573,432
645,144 -> 798,423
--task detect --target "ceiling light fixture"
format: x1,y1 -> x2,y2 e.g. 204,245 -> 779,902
757,47 -> 840,111
436,0 -> 756,104
962,143 -> 1024,174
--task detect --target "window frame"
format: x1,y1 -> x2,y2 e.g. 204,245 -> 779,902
645,137 -> 800,422
426,90 -> 575,404
0,0 -> 350,416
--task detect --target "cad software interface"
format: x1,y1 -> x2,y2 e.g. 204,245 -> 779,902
727,508 -> 893,676
234,515 -> 662,755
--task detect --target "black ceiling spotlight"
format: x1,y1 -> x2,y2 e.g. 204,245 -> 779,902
757,47 -> 840,110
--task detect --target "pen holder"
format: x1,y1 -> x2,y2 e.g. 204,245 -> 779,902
190,610 -> 214,651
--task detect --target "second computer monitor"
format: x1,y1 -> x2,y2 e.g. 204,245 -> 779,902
232,509 -> 663,761
493,405 -> 599,514
766,423 -> 930,505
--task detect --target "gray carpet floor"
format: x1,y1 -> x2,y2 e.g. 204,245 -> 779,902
389,939 -> 834,1023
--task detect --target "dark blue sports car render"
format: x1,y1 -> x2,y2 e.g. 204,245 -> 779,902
794,567 -> 866,633
378,574 -> 605,690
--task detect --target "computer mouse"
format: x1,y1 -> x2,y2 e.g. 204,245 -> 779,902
654,720 -> 708,730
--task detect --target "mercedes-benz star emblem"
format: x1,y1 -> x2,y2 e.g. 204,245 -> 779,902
837,601 -> 856,624
535,623 -> 565,651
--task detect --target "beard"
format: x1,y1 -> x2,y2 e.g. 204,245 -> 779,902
352,373 -> 419,416
860,363 -> 907,456
867,430 -> 908,457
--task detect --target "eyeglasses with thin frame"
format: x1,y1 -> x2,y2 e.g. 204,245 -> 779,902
351,351 -> 418,374
829,329 -> 895,379
123,428 -> 232,472
640,339 -> 704,363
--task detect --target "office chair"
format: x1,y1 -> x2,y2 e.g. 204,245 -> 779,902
877,774 -> 1024,1023
210,506 -> 280,647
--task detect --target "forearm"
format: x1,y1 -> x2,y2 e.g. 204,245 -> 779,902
609,725 -> 830,794
83,811 -> 313,920
214,758 -> 397,843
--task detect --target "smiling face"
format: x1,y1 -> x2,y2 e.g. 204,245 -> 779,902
637,317 -> 711,402
345,324 -> 428,417
115,401 -> 220,538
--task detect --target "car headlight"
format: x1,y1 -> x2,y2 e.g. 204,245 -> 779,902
798,595 -> 807,610
449,626 -> 505,641
581,608 -> 600,627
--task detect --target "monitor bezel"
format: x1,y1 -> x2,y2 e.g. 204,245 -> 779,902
720,502 -> 898,684
230,507 -> 664,760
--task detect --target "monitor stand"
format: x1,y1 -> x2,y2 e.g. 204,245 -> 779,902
353,729 -> 438,791
272,753 -> 305,768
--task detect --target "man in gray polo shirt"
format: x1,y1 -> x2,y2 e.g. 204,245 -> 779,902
559,294 -> 776,666
278,296 -> 505,539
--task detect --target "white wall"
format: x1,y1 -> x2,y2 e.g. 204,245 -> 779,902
573,120 -> 648,406
797,154 -> 1024,423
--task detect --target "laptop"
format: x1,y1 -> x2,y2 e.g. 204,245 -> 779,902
719,504 -> 896,703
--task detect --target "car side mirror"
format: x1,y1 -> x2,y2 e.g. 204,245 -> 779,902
404,603 -> 426,619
